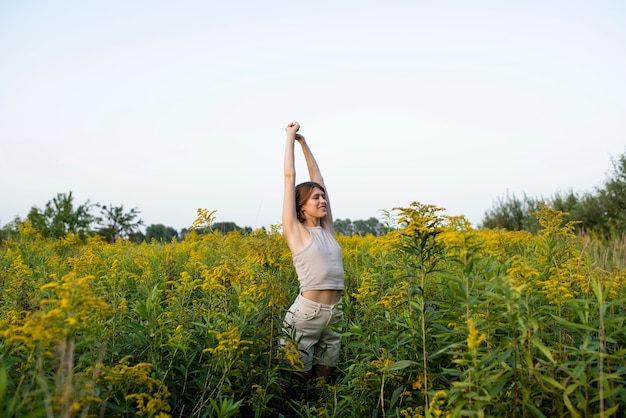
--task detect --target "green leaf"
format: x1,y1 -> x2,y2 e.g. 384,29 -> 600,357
562,392 -> 582,418
521,401 -> 548,418
380,360 -> 418,372
536,373 -> 565,391
0,367 -> 7,405
531,337 -> 555,364
550,314 -> 596,332
563,382 -> 579,397
389,385 -> 405,410
0,367 -> 6,411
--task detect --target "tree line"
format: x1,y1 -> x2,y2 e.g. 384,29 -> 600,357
1,192 -> 147,243
0,192 -> 388,244
3,148 -> 624,243
0,192 -> 256,243
480,150 -> 626,237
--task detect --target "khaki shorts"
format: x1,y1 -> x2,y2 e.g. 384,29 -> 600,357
282,294 -> 343,371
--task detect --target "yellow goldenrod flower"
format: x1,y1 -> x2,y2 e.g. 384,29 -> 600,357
466,318 -> 486,352
204,324 -> 252,356
276,340 -> 304,370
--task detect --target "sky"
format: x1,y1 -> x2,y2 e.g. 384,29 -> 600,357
1,1 -> 625,232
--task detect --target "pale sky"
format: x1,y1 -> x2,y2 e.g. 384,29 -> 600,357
1,1 -> 625,231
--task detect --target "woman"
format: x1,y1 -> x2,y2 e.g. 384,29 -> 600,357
282,121 -> 344,382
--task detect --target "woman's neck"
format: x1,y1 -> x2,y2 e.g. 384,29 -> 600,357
303,219 -> 321,228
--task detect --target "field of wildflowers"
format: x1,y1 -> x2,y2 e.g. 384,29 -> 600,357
1,203 -> 625,417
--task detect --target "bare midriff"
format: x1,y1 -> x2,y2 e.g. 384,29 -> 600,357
301,289 -> 342,305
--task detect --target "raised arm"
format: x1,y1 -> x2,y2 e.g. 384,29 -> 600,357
298,132 -> 334,232
282,122 -> 303,249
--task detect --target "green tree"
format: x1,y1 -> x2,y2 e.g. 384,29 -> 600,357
145,224 -> 179,242
353,217 -> 383,236
480,192 -> 541,232
480,149 -> 626,236
334,218 -> 354,235
335,217 -> 388,236
211,222 -> 251,234
0,217 -> 21,243
551,190 -> 580,215
26,192 -> 95,238
128,230 -> 146,243
552,190 -> 607,234
96,204 -> 144,243
597,152 -> 626,236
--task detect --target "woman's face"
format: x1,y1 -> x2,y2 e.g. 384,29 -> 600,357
300,187 -> 327,220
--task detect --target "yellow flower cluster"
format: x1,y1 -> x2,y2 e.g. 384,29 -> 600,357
539,261 -> 579,304
400,383 -> 448,417
17,220 -> 42,239
428,390 -> 449,417
507,254 -> 540,289
466,318 -> 487,353
239,281 -> 272,315
200,263 -> 232,293
370,348 -> 396,370
412,374 -> 425,391
3,249 -> 36,312
376,291 -> 404,313
351,269 -> 379,303
100,361 -> 172,417
2,272 -> 111,350
204,323 -> 252,356
191,208 -> 217,230
276,340 -> 304,370
400,406 -> 425,418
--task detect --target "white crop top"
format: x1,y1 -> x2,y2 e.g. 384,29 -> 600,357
292,226 -> 344,292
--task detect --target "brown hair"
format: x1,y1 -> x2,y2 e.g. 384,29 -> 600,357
295,181 -> 326,223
